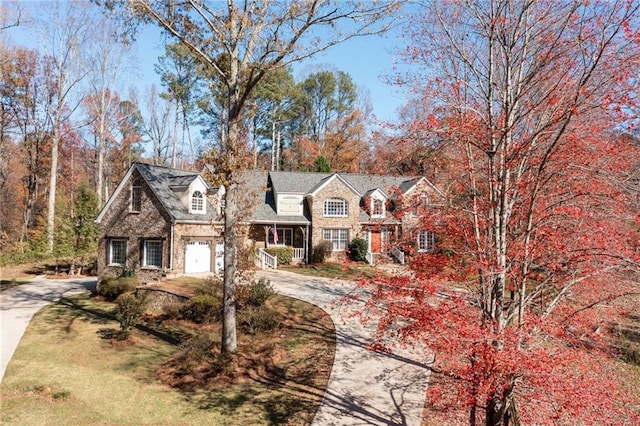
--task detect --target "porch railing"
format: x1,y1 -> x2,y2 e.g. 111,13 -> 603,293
293,247 -> 305,260
391,247 -> 405,265
365,251 -> 375,265
256,248 -> 278,270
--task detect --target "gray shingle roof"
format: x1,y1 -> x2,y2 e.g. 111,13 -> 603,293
239,170 -> 310,224
135,163 -> 216,223
244,170 -> 425,223
268,171 -> 420,197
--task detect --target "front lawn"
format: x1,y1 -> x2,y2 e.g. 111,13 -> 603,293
281,261 -> 379,280
0,281 -> 336,425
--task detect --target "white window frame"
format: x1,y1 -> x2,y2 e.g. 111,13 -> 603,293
131,179 -> 142,212
371,198 -> 385,217
143,240 -> 163,268
322,228 -> 349,251
191,190 -> 205,213
268,227 -> 293,246
323,198 -> 348,217
417,231 -> 436,252
109,239 -> 127,265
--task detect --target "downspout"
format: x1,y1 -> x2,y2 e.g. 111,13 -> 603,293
169,223 -> 174,272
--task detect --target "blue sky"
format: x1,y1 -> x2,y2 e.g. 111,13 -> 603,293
4,1 -> 409,123
133,21 -> 409,123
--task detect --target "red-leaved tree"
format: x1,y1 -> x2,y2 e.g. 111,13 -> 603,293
357,1 -> 640,425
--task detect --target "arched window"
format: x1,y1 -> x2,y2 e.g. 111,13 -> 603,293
372,198 -> 384,216
191,190 -> 204,212
323,198 -> 348,217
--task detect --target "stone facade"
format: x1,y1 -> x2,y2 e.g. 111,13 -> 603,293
96,163 -> 224,281
308,176 -> 362,255
97,168 -> 172,282
172,222 -> 222,276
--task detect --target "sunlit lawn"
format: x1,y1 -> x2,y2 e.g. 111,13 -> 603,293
1,291 -> 336,425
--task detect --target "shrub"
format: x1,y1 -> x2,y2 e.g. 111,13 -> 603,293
97,277 -> 140,301
248,278 -> 274,307
240,306 -> 281,335
348,238 -> 368,262
312,239 -> 334,264
195,276 -> 223,297
265,246 -> 294,265
180,294 -> 221,323
115,292 -> 146,337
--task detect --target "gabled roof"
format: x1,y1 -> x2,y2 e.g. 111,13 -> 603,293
308,173 -> 361,197
245,170 -> 440,224
242,170 -> 310,224
267,171 -> 427,198
96,162 -> 217,224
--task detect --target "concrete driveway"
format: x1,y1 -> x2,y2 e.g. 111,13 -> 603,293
0,276 -> 97,382
258,269 -> 431,426
1,271 -> 430,425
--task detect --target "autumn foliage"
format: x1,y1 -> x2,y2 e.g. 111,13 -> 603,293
359,1 -> 640,425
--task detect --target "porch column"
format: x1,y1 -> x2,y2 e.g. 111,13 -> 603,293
263,225 -> 270,248
305,224 -> 309,264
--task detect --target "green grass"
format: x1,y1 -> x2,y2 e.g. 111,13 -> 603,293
0,293 -> 335,425
282,261 -> 378,280
0,277 -> 35,291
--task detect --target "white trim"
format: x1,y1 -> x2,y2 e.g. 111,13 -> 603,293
309,173 -> 361,198
108,238 -> 127,265
143,239 -> 163,268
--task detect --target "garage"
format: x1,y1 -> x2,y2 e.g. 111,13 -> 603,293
185,241 -> 211,273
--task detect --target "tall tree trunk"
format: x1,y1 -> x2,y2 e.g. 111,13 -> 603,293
47,127 -> 60,253
221,178 -> 238,354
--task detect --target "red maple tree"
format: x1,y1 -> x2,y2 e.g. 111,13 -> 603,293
356,2 -> 640,425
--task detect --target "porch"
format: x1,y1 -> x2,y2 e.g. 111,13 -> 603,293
250,223 -> 310,269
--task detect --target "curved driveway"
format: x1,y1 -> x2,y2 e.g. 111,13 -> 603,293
1,271 -> 430,425
0,276 -> 97,382
257,270 -> 431,426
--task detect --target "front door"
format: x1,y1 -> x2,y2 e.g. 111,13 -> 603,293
370,231 -> 382,254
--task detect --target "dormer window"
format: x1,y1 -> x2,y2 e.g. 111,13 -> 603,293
191,190 -> 205,213
372,198 -> 384,217
324,198 -> 348,217
131,179 -> 142,212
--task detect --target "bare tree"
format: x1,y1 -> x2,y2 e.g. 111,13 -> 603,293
83,14 -> 133,206
141,84 -> 174,166
34,1 -> 89,253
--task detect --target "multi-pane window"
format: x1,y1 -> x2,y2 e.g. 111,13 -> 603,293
191,190 -> 204,212
372,198 -> 384,216
322,228 -> 349,251
131,179 -> 142,212
144,240 -> 163,268
323,198 -> 348,217
417,231 -> 436,252
268,227 -> 293,246
109,239 -> 127,265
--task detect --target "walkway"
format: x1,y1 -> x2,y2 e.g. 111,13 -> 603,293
258,269 -> 431,426
0,276 -> 97,382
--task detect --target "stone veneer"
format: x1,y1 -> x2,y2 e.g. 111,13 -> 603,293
97,168 -> 223,281
308,177 -> 363,257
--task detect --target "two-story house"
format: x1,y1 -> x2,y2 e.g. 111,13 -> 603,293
95,162 -> 443,280
246,171 -> 444,265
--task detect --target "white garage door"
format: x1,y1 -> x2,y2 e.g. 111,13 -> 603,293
185,241 -> 211,273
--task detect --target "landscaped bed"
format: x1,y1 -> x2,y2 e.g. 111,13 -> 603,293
0,276 -> 336,425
